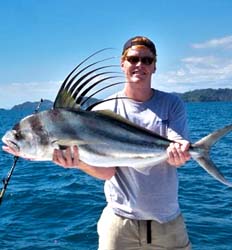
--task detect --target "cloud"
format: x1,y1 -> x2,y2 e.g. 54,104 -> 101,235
155,36 -> 232,93
0,81 -> 60,109
192,35 -> 232,49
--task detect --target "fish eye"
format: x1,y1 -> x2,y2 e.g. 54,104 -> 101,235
16,133 -> 21,139
13,130 -> 23,140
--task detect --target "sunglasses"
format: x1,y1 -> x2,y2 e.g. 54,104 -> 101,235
125,56 -> 154,65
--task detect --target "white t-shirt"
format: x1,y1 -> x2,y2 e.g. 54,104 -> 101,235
94,89 -> 189,223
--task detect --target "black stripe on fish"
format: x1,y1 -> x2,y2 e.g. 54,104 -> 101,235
48,109 -> 82,140
28,115 -> 50,146
12,123 -> 26,141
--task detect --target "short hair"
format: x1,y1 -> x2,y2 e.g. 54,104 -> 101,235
122,36 -> 157,62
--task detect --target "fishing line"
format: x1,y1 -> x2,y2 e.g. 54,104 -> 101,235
0,98 -> 44,205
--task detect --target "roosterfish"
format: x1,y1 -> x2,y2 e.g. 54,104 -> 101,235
2,49 -> 232,187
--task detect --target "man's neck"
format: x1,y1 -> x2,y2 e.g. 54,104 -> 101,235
123,86 -> 154,102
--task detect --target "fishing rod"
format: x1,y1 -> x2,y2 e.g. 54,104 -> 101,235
0,156 -> 19,204
0,98 -> 44,205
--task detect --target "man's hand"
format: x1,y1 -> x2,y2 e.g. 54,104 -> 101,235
52,145 -> 116,180
167,140 -> 191,167
53,146 -> 80,168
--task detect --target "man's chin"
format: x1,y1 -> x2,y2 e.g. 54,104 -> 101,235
131,74 -> 146,82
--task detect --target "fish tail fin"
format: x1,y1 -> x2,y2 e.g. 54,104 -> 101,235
191,124 -> 232,187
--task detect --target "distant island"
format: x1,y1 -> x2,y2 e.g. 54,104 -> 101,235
176,88 -> 232,102
10,99 -> 53,112
0,88 -> 231,112
0,97 -> 98,114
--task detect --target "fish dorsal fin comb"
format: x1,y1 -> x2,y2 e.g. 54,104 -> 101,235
53,48 -> 118,110
53,89 -> 81,110
86,97 -> 131,111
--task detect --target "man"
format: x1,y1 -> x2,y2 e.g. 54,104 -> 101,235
53,36 -> 192,249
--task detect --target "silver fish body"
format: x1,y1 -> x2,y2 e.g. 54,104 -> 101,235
2,108 -> 232,187
2,109 -> 170,165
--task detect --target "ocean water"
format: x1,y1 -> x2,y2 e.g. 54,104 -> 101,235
0,102 -> 232,250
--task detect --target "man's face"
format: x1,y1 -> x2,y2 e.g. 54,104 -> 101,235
121,47 -> 156,84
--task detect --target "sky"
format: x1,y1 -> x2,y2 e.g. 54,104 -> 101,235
0,0 -> 232,109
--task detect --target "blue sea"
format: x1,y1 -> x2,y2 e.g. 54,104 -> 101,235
0,102 -> 232,250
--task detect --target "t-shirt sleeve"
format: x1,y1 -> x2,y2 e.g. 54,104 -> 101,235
167,97 -> 189,141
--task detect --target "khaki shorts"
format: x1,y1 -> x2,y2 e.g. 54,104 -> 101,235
97,206 -> 191,250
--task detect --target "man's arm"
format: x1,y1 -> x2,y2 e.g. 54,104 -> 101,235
53,146 -> 116,180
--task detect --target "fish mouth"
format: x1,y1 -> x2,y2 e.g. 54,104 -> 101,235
2,138 -> 20,152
